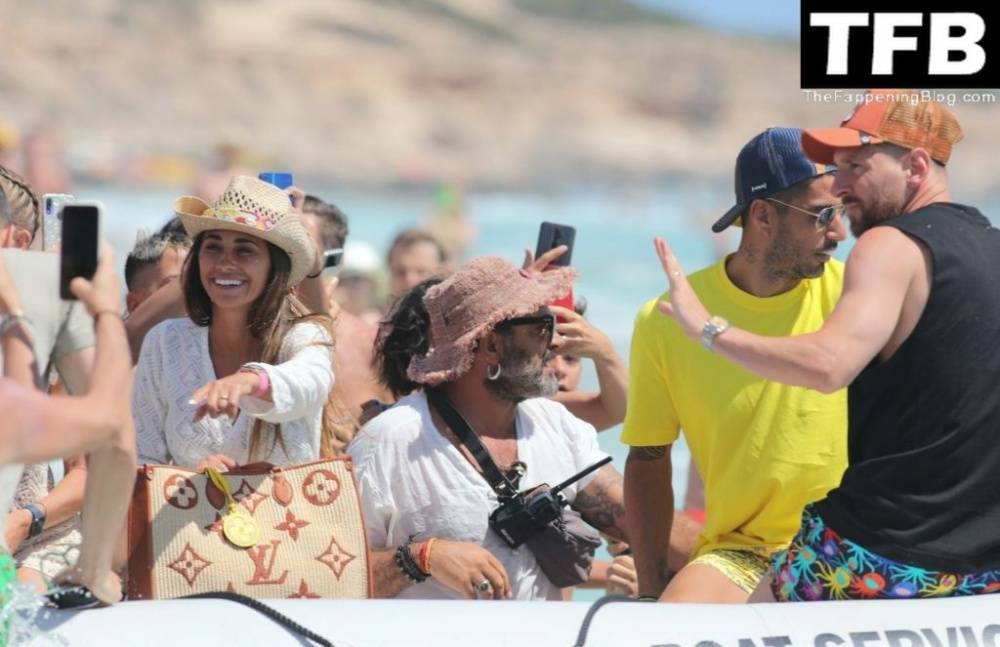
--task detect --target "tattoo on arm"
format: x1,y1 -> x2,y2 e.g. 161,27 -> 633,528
572,465 -> 627,540
628,445 -> 668,461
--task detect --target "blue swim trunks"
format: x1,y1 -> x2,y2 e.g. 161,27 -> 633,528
771,505 -> 1000,601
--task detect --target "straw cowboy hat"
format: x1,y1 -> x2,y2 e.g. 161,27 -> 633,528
407,255 -> 575,385
174,176 -> 316,285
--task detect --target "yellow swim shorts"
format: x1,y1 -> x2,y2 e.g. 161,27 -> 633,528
688,547 -> 773,593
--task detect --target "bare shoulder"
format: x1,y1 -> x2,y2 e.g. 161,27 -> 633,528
850,226 -> 927,266
845,226 -> 929,288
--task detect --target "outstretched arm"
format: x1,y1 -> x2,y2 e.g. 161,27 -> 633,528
0,251 -> 132,463
654,228 -> 924,392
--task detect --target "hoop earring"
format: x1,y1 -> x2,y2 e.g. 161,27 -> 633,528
487,364 -> 502,381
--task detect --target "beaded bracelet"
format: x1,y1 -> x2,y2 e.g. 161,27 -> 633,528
394,537 -> 428,583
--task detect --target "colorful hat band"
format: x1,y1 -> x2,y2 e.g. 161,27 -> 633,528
203,205 -> 278,232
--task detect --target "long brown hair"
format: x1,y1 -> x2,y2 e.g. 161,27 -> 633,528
183,231 -> 336,461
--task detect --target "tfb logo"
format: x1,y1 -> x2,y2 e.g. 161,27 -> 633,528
801,1 -> 998,88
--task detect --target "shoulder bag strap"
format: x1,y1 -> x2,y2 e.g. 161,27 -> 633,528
425,387 -> 517,498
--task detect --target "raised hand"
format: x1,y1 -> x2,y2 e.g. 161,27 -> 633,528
550,305 -> 615,361
521,245 -> 568,276
70,245 -> 122,318
653,236 -> 709,341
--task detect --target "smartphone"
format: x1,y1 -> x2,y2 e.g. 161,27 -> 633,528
535,222 -> 576,319
535,222 -> 576,267
59,203 -> 101,300
258,172 -> 294,190
41,193 -> 74,251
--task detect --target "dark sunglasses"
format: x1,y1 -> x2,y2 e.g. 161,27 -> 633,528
495,313 -> 556,341
323,248 -> 344,269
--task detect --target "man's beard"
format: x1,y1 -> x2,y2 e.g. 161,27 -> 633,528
765,225 -> 830,283
848,190 -> 905,237
484,341 -> 558,403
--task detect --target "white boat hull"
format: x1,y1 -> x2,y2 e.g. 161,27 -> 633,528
30,596 -> 1000,646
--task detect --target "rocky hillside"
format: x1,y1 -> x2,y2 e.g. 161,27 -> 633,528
0,0 -> 997,195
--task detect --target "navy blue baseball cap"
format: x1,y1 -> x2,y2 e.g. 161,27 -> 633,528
711,127 -> 836,233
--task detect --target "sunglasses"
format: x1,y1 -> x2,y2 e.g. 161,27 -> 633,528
766,198 -> 845,230
323,248 -> 344,269
495,313 -> 556,342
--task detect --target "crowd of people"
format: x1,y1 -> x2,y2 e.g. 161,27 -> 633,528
0,89 -> 996,640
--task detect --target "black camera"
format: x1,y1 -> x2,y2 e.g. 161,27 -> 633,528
489,456 -> 611,549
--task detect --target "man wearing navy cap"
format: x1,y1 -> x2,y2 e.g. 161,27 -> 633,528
623,127 -> 849,602
657,93 -> 1000,602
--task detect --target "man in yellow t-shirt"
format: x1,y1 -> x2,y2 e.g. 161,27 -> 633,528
623,127 -> 849,603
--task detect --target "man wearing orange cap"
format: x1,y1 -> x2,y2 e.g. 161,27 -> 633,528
654,90 -> 1000,601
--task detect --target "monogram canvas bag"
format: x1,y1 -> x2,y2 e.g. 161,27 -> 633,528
126,457 -> 371,600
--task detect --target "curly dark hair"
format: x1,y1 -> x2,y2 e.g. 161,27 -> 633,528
375,277 -> 444,398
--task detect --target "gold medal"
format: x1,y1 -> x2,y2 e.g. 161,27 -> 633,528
205,467 -> 260,549
222,510 -> 261,548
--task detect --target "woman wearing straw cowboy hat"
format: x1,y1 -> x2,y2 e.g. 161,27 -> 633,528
132,176 -> 335,471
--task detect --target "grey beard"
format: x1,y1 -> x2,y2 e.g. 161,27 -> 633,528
485,347 -> 558,403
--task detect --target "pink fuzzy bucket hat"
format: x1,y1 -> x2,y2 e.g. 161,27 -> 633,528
407,255 -> 575,385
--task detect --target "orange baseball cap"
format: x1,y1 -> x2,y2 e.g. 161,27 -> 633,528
802,89 -> 964,166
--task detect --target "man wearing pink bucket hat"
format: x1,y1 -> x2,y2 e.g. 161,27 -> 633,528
348,256 -> 636,600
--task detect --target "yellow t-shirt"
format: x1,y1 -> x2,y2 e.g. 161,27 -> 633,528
621,258 -> 847,559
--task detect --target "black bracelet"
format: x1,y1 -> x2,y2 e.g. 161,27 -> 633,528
394,537 -> 427,583
24,503 -> 46,539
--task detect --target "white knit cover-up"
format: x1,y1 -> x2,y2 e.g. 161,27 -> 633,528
133,318 -> 334,468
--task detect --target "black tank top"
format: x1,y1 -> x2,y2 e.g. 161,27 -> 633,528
814,203 -> 1000,572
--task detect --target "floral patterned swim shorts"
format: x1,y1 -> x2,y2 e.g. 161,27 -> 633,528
771,505 -> 1000,601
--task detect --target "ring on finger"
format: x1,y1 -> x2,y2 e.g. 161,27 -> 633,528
474,579 -> 492,595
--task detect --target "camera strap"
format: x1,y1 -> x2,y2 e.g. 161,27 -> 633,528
425,387 -> 518,499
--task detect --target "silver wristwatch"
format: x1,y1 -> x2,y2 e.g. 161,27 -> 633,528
700,315 -> 730,352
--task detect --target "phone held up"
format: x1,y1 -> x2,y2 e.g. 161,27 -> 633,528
258,172 -> 294,190
59,203 -> 102,300
535,222 -> 576,320
41,193 -> 74,251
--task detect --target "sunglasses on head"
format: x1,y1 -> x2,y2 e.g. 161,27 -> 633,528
494,313 -> 556,341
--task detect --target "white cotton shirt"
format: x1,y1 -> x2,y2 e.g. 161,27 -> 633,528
348,391 -> 608,601
133,318 -> 333,468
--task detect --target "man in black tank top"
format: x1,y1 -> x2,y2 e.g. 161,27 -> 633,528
651,90 -> 1000,601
